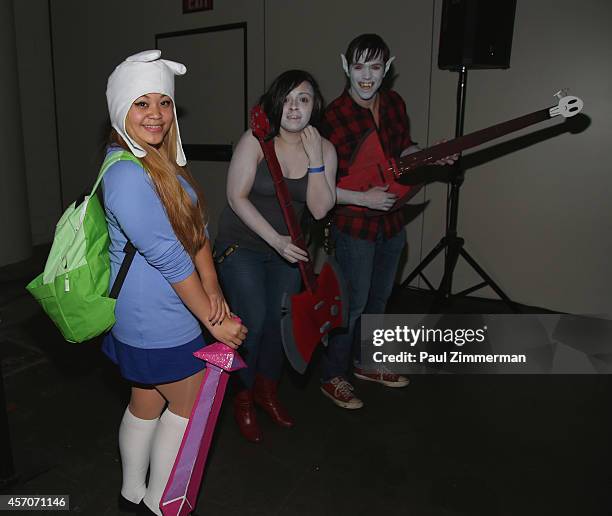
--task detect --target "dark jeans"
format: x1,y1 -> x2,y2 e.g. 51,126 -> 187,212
321,227 -> 407,381
216,243 -> 301,388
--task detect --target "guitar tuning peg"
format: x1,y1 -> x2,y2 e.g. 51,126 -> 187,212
553,89 -> 569,99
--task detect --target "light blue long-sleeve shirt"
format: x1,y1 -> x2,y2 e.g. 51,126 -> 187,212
102,148 -> 201,349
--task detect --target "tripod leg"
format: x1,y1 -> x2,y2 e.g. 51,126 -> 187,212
459,247 -> 520,313
399,237 -> 448,289
431,236 -> 463,311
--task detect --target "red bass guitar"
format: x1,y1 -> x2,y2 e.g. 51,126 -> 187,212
250,105 -> 348,373
337,92 -> 583,216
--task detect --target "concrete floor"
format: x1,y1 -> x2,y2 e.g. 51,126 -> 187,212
1,248 -> 611,515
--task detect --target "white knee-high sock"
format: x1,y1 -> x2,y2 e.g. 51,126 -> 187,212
118,407 -> 159,503
143,409 -> 188,516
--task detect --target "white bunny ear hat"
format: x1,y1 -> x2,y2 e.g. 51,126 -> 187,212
106,50 -> 187,166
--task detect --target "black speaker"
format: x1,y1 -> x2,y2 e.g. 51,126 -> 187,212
438,0 -> 517,70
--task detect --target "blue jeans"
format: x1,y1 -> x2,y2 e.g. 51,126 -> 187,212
216,243 -> 301,388
321,227 -> 407,381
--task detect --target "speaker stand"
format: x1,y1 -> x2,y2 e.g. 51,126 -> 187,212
399,66 -> 519,313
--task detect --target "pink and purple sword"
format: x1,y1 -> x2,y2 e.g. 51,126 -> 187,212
160,341 -> 246,516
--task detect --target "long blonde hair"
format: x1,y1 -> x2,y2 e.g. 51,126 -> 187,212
110,122 -> 207,258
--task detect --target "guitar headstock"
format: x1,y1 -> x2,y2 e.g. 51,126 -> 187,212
549,90 -> 584,118
249,104 -> 270,139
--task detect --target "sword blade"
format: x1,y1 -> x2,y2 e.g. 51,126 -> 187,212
161,343 -> 245,516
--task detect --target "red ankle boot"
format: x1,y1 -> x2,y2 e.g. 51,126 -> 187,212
233,389 -> 262,443
253,374 -> 295,428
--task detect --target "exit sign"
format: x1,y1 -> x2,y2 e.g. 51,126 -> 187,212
183,0 -> 213,13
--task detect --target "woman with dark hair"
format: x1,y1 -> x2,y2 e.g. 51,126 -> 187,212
215,70 -> 337,442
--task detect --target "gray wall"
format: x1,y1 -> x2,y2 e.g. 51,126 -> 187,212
424,0 -> 612,315
12,0 -> 612,314
12,0 -> 60,246
0,0 -> 31,265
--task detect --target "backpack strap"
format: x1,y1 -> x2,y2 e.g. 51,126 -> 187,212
94,150 -> 143,299
91,149 -> 142,197
109,241 -> 136,299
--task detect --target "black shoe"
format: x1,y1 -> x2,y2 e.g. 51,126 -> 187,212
118,494 -> 141,513
126,496 -> 201,516
137,501 -> 157,515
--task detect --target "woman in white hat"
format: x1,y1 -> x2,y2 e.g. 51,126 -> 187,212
102,50 -> 247,515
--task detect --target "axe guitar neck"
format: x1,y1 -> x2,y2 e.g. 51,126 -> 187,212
394,108 -> 552,177
259,139 -> 317,291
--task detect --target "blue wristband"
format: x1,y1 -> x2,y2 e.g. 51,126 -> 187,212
308,165 -> 325,173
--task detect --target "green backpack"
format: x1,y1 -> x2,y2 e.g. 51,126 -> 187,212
26,150 -> 140,343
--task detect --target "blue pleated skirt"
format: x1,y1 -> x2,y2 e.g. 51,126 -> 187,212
102,332 -> 207,385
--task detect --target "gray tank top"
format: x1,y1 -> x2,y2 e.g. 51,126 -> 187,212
216,159 -> 308,252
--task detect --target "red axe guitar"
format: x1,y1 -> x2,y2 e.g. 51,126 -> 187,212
250,105 -> 348,373
338,92 -> 584,216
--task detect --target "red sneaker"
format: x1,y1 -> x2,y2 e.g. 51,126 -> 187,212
320,377 -> 363,409
353,366 -> 410,388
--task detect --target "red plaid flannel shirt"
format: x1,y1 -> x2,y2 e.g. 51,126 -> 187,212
319,89 -> 414,241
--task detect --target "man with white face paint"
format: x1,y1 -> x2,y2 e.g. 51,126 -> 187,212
318,34 -> 418,409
